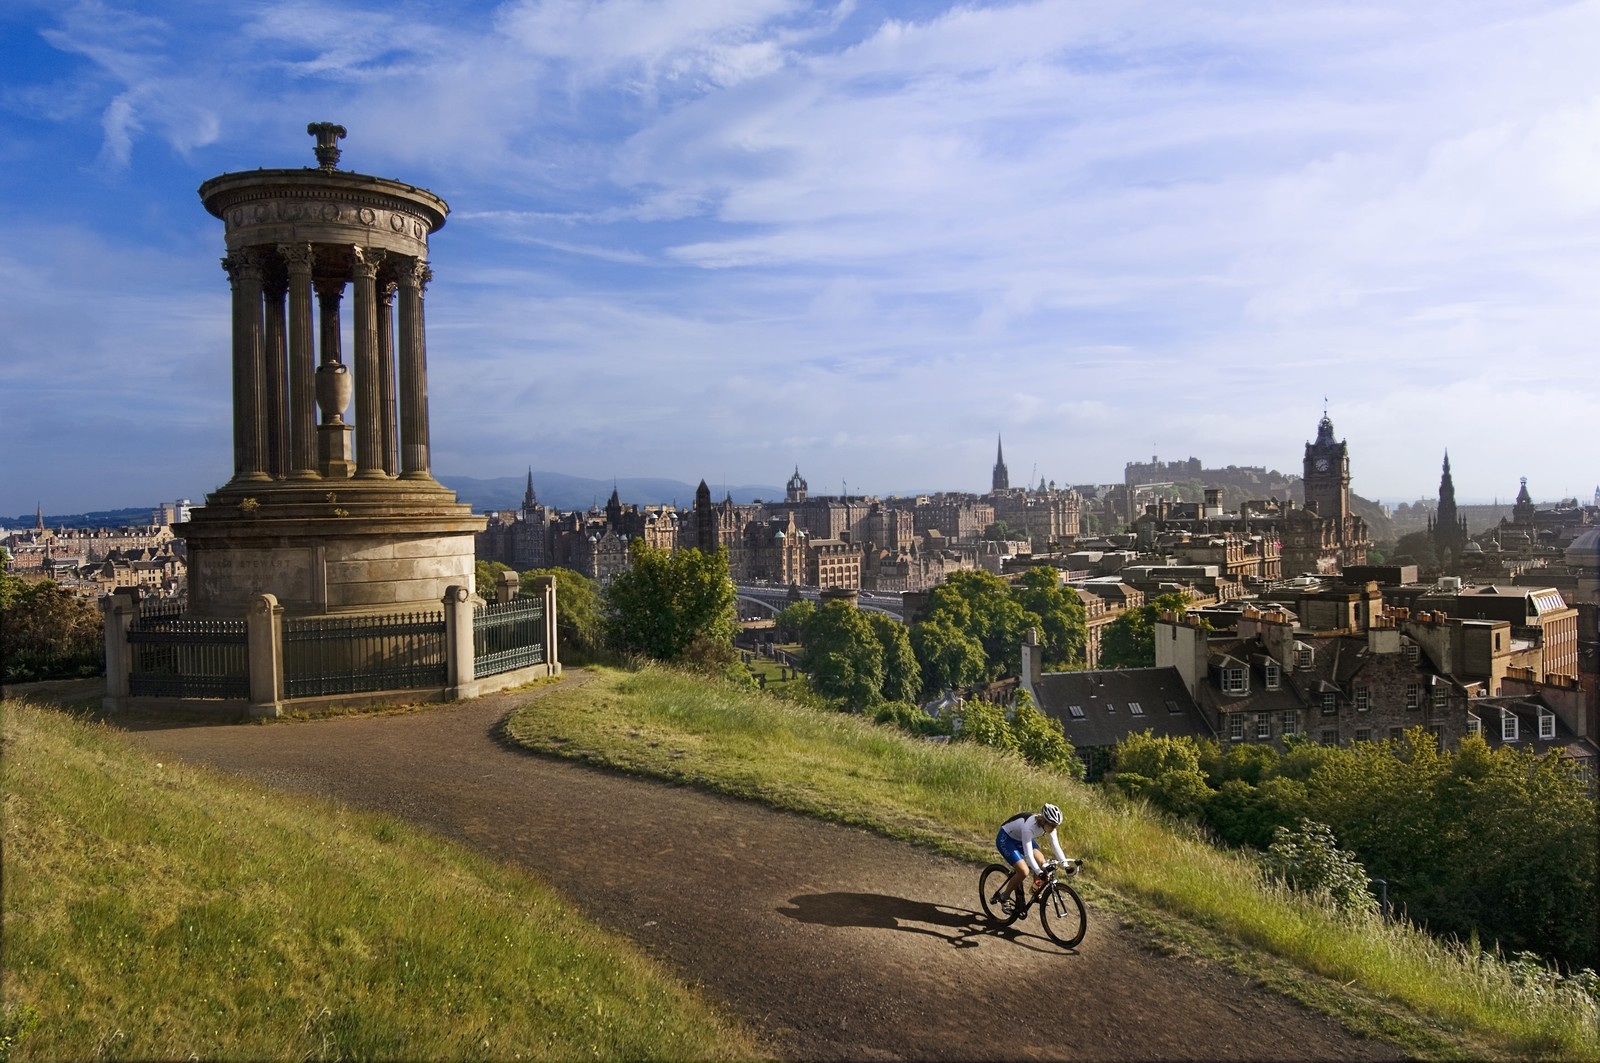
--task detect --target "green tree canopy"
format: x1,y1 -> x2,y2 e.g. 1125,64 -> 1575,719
864,610 -> 921,706
1099,592 -> 1193,668
801,601 -> 884,707
0,575 -> 104,683
911,570 -> 1029,683
909,616 -> 988,694
603,543 -> 738,665
521,567 -> 603,662
1010,567 -> 1088,669
474,560 -> 513,599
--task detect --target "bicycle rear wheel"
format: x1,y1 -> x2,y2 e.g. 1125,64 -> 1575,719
1039,881 -> 1087,948
978,864 -> 1019,926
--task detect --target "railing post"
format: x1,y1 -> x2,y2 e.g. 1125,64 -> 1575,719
530,574 -> 560,674
247,593 -> 284,718
100,587 -> 139,715
443,584 -> 478,696
495,569 -> 519,604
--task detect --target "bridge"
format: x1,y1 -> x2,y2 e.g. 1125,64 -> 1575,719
734,585 -> 906,622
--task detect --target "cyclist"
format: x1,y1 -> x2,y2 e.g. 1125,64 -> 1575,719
991,803 -> 1067,919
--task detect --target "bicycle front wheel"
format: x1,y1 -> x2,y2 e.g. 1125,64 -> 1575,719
978,864 -> 1019,926
1039,881 -> 1087,948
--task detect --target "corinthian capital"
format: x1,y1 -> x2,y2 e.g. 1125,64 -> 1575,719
278,242 -> 315,274
350,245 -> 386,278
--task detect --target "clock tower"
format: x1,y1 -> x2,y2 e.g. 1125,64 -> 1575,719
1302,411 -> 1350,522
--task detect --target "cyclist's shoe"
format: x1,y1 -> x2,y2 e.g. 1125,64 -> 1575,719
1014,895 -> 1028,920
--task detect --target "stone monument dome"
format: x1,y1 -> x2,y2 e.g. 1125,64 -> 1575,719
1566,527 -> 1600,607
177,123 -> 484,618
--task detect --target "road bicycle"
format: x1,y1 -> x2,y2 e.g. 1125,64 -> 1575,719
978,858 -> 1087,948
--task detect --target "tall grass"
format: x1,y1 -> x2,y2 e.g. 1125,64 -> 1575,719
506,665 -> 1600,1061
0,696 -> 761,1062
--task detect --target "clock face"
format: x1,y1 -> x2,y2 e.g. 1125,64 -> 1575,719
1315,458 -> 1330,472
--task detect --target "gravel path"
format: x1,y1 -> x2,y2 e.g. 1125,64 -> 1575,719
119,674 -> 1409,1061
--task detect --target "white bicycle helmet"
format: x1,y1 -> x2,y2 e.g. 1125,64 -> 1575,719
1040,803 -> 1063,827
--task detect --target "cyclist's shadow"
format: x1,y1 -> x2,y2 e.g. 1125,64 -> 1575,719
778,891 -> 1058,951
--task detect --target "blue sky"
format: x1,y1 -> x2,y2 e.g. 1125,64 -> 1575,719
3,0 -> 1598,516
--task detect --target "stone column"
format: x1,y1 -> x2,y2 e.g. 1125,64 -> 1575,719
100,589 -> 138,713
396,260 -> 433,479
351,247 -> 386,479
280,242 -> 318,479
246,593 -> 284,719
223,250 -> 270,482
377,278 -> 399,476
315,278 -> 354,478
263,268 -> 289,479
442,584 -> 478,697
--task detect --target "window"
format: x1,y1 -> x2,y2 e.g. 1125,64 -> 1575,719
1229,715 -> 1246,741
1067,704 -> 1084,720
1128,701 -> 1144,717
1432,687 -> 1447,709
1467,713 -> 1482,737
1321,692 -> 1337,714
1355,727 -> 1372,743
1256,713 -> 1271,740
1494,632 -> 1502,651
1265,663 -> 1281,691
1281,710 -> 1300,736
1354,686 -> 1371,712
1389,727 -> 1403,741
1501,709 -> 1518,742
1105,703 -> 1116,714
1166,700 -> 1182,714
1539,709 -> 1556,740
1406,683 -> 1421,709
1222,667 -> 1248,694
1404,642 -> 1419,663
1297,648 -> 1313,669
1319,728 -> 1337,745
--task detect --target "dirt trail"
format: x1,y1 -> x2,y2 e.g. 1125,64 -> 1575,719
118,675 -> 1408,1061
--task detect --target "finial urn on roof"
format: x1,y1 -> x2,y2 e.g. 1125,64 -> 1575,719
307,122 -> 347,171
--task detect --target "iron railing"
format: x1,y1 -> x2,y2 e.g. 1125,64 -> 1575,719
282,609 -> 447,698
474,597 -> 546,678
127,610 -> 249,699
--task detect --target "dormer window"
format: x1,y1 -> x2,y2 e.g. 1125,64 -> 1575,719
1068,705 -> 1084,720
1501,708 -> 1518,742
1297,646 -> 1313,669
1265,663 -> 1281,691
1404,642 -> 1419,664
1539,708 -> 1556,741
1222,667 -> 1248,695
1128,701 -> 1144,716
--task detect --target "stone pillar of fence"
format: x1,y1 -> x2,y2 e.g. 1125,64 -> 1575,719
443,584 -> 479,696
495,569 -> 519,604
247,593 -> 285,719
528,574 -> 560,672
100,587 -> 140,715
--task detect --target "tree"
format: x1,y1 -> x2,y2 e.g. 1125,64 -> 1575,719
801,601 -> 883,707
474,560 -> 512,599
0,575 -> 104,682
1011,567 -> 1088,669
1262,819 -> 1380,915
956,697 -> 1018,755
1105,731 -> 1212,819
1390,531 -> 1438,571
1010,690 -> 1084,778
909,617 -> 987,694
912,570 -> 1029,683
1099,592 -> 1192,668
865,610 -> 921,706
521,567 -> 603,662
775,599 -> 814,642
603,543 -> 738,665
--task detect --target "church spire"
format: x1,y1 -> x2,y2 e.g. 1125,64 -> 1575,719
992,435 -> 1010,493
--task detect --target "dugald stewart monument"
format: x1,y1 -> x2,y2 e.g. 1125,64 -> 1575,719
102,125 -> 555,718
182,122 -> 483,618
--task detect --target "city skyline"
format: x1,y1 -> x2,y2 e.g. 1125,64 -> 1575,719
4,1 -> 1598,514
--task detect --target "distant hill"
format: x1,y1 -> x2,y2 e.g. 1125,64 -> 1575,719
1121,467 -> 1396,543
1,507 -> 155,531
438,473 -> 785,514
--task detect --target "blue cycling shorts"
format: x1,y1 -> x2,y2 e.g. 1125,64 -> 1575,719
996,827 -> 1029,867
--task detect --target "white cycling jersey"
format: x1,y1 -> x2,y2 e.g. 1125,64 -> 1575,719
1001,813 -> 1067,875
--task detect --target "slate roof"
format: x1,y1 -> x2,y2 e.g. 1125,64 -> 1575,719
1029,667 -> 1213,748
